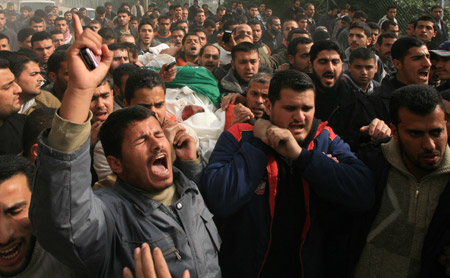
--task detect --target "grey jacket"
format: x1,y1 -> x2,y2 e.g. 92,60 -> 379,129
30,131 -> 221,278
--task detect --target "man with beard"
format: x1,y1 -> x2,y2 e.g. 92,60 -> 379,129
228,73 -> 270,125
0,155 -> 76,277
44,50 -> 68,101
262,16 -> 283,53
176,33 -> 201,65
376,37 -> 431,112
375,32 -> 398,77
198,44 -> 220,73
6,53 -> 60,115
113,8 -> 137,40
202,70 -> 375,277
310,40 -> 390,151
354,85 -> 450,277
248,20 -> 271,56
288,37 -> 313,73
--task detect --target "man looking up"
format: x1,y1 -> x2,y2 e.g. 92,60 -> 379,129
176,33 -> 201,65
30,14 -> 221,278
114,8 -> 137,40
202,70 -> 374,277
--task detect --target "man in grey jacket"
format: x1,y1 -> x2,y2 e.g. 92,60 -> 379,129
29,14 -> 221,278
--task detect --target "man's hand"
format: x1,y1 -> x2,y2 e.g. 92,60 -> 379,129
159,63 -> 177,83
123,243 -> 190,278
275,63 -> 290,72
233,103 -> 254,123
360,118 -> 392,141
221,93 -> 246,110
253,118 -> 272,139
160,46 -> 180,57
59,14 -> 112,124
163,121 -> 197,161
262,125 -> 302,159
90,121 -> 103,147
217,32 -> 236,52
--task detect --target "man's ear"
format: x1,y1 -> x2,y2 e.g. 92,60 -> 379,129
30,143 -> 38,161
48,72 -> 57,82
390,123 -> 399,141
106,156 -> 123,174
288,54 -> 294,65
113,84 -> 120,97
264,98 -> 272,116
392,59 -> 402,71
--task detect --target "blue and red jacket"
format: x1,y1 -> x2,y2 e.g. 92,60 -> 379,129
201,120 -> 375,277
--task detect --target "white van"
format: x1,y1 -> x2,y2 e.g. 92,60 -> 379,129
19,0 -> 56,12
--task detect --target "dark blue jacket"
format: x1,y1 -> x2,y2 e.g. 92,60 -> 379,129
201,121 -> 375,277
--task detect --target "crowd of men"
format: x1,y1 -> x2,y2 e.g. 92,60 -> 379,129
1,0 -> 450,277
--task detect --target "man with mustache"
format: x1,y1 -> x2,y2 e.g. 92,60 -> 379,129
197,44 -> 220,73
202,70 -> 375,277
354,85 -> 450,277
228,73 -> 271,125
30,14 -> 221,278
310,40 -> 390,151
376,37 -> 432,113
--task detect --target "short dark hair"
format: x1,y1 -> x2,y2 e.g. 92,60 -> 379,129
171,26 -> 186,36
0,155 -> 35,190
381,20 -> 397,32
204,19 -> 216,29
31,31 -> 52,46
98,27 -> 115,40
7,52 -> 39,77
349,47 -> 375,64
287,28 -> 309,42
391,37 -> 425,62
353,11 -> 368,20
96,6 -> 106,14
0,33 -> 9,43
18,28 -> 35,43
124,68 -> 165,104
349,22 -> 371,37
199,44 -> 220,57
288,36 -> 313,56
431,5 -> 443,12
231,42 -> 258,60
266,16 -> 279,26
138,19 -> 155,31
117,7 -> 131,15
182,32 -> 200,45
123,42 -> 139,59
113,63 -> 140,89
47,49 -> 66,73
268,70 -> 315,104
99,106 -> 157,159
158,14 -> 170,22
54,17 -> 67,24
367,22 -> 379,30
390,85 -> 444,125
29,16 -> 44,25
376,32 -> 397,45
310,40 -> 343,63
22,108 -> 55,158
108,42 -> 127,51
414,15 -> 436,30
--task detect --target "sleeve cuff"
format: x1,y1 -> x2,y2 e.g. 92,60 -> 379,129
47,110 -> 93,153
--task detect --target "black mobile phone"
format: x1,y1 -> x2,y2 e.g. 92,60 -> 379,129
80,48 -> 100,70
165,61 -> 176,71
222,30 -> 232,43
